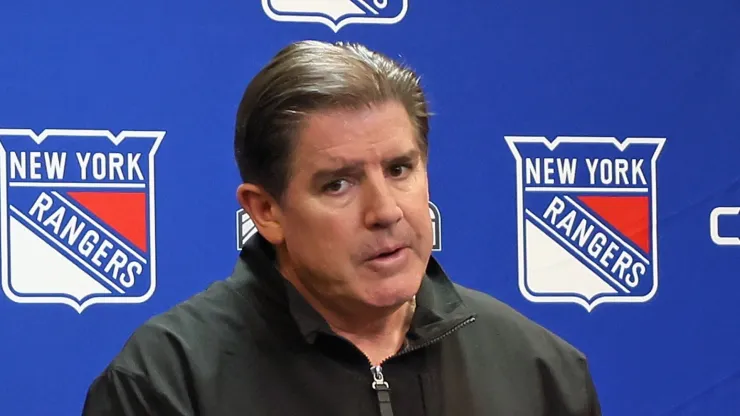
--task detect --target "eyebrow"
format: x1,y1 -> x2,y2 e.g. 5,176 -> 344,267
311,149 -> 421,185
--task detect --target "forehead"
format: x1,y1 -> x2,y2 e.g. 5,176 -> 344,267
293,101 -> 419,165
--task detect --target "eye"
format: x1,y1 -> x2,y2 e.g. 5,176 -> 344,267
389,163 -> 412,178
323,179 -> 350,194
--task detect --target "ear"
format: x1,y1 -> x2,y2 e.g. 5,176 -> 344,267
236,183 -> 285,245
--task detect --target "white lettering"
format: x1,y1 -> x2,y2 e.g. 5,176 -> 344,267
29,192 -> 54,221
612,251 -> 632,282
109,154 -> 125,181
41,206 -> 65,234
585,158 -> 648,186
128,153 -> 143,181
587,233 -> 608,258
59,215 -> 85,245
571,219 -> 594,247
555,210 -> 577,235
123,262 -> 142,288
543,158 -> 555,184
710,207 -> 740,246
9,152 -> 67,180
609,251 -> 642,288
525,158 -> 540,184
92,154 -> 106,180
10,152 -> 25,179
91,240 -> 114,267
30,152 -> 42,179
76,152 -> 144,181
76,153 -> 91,180
632,159 -> 647,185
599,159 -> 613,184
525,158 -> 577,185
105,251 -> 128,285
599,242 -> 620,268
586,158 -> 599,185
629,263 -> 645,287
615,159 -> 628,184
78,230 -> 99,257
543,196 -> 566,223
557,158 -> 577,184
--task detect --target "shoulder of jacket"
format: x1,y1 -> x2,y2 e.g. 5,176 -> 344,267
108,278 -> 242,374
453,283 -> 587,363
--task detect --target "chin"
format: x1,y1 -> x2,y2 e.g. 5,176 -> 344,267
362,274 -> 422,308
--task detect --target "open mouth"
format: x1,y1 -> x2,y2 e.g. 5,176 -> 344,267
365,246 -> 409,270
371,247 -> 405,260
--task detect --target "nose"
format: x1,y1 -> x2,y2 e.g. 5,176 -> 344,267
363,174 -> 403,229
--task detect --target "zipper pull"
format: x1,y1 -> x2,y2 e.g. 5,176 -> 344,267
371,365 -> 394,416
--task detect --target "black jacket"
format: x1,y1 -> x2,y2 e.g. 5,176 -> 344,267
83,235 -> 602,415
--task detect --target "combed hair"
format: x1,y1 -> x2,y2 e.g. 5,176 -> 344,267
234,40 -> 430,202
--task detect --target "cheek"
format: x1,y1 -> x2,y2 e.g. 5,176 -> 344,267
321,218 -> 356,247
288,206 -> 357,254
412,209 -> 433,237
399,197 -> 432,234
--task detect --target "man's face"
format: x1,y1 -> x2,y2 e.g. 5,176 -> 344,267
276,100 -> 433,310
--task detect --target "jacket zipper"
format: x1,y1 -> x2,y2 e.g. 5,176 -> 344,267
367,316 -> 476,416
371,365 -> 394,416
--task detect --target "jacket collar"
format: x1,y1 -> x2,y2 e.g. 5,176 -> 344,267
231,234 -> 476,348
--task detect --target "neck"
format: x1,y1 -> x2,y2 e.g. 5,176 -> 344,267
279,265 -> 416,366
327,295 -> 416,366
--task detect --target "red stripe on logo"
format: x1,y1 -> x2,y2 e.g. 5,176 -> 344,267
67,191 -> 147,252
577,195 -> 650,254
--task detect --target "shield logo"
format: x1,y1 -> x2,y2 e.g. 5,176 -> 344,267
429,201 -> 442,251
262,0 -> 408,32
0,129 -> 165,313
236,208 -> 258,250
505,136 -> 665,312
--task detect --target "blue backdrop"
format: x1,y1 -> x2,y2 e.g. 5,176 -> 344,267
1,1 -> 739,415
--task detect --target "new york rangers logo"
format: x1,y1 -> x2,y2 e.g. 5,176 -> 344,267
0,129 -> 165,313
505,136 -> 665,311
262,0 -> 408,32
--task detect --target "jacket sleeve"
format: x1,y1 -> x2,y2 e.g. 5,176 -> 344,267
82,367 -> 187,416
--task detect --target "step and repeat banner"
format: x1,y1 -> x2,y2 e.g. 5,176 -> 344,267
1,1 -> 739,415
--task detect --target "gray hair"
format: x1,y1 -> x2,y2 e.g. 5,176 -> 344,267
234,40 -> 431,202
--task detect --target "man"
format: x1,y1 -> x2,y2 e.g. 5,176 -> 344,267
83,40 -> 602,415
